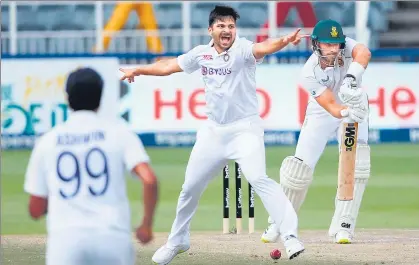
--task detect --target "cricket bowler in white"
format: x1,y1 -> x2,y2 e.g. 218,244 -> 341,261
24,68 -> 159,265
120,5 -> 308,264
261,19 -> 371,244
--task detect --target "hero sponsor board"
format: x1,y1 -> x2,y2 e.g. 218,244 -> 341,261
118,63 -> 418,146
2,60 -> 417,148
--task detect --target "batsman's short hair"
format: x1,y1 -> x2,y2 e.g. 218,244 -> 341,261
208,5 -> 240,27
65,67 -> 103,111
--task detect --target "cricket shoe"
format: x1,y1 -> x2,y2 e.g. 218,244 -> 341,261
283,235 -> 305,260
260,223 -> 280,243
152,243 -> 190,265
334,230 -> 353,244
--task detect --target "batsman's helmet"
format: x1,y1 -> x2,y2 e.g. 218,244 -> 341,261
311,19 -> 346,66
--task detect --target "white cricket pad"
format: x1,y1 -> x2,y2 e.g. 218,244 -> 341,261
279,156 -> 314,212
329,144 -> 371,237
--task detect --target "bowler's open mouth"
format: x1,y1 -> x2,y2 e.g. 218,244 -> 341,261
221,35 -> 231,44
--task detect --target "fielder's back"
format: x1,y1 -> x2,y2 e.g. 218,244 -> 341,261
25,112 -> 149,233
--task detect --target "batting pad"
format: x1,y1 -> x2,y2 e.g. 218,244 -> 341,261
279,156 -> 314,212
329,144 -> 371,236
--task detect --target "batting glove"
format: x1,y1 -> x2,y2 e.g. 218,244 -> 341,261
346,89 -> 368,106
338,74 -> 362,104
340,105 -> 367,123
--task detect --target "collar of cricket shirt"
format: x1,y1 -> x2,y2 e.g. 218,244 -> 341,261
68,110 -> 98,121
208,32 -> 240,59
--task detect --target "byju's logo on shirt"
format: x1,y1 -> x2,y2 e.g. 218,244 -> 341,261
201,66 -> 232,76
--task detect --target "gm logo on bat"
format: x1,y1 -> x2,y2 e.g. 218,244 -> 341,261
344,123 -> 356,151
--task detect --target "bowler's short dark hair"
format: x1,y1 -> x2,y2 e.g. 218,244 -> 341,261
209,5 -> 240,27
65,68 -> 103,111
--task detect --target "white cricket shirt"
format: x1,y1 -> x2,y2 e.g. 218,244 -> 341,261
24,111 -> 150,234
177,35 -> 263,124
300,37 -> 360,114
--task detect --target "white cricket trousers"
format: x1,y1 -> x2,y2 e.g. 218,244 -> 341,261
46,228 -> 135,265
166,115 -> 298,247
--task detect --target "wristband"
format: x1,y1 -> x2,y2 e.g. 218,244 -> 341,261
346,61 -> 365,83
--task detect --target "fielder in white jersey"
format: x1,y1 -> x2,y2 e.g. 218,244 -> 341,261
24,68 -> 159,265
120,5 -> 309,264
261,19 -> 371,244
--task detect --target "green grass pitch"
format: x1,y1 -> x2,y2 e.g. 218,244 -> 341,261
2,143 -> 419,235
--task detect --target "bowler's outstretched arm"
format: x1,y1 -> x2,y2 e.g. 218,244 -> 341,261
252,28 -> 309,59
120,58 -> 183,82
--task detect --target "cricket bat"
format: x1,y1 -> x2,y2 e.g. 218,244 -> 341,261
337,118 -> 358,201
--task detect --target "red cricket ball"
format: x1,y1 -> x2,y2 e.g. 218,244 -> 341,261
270,248 -> 281,260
